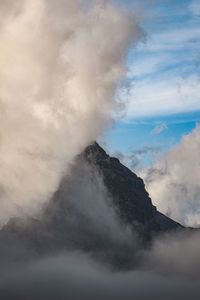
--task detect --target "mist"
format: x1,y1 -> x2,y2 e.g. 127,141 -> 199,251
0,151 -> 199,300
0,232 -> 200,300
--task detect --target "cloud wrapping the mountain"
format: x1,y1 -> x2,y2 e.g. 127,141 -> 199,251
0,0 -> 142,225
1,2 -> 200,299
0,152 -> 199,300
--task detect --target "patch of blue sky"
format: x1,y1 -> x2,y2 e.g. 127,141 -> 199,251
105,0 -> 200,167
101,110 -> 200,168
103,110 -> 200,152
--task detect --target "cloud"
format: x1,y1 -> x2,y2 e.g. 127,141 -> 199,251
44,158 -> 139,267
0,138 -> 199,300
142,126 -> 200,227
138,25 -> 200,53
125,74 -> 200,119
113,146 -> 160,171
144,231 -> 200,280
128,54 -> 169,79
124,5 -> 200,120
0,232 -> 200,300
0,2 -> 200,299
190,0 -> 200,16
0,0 -> 142,225
151,122 -> 168,135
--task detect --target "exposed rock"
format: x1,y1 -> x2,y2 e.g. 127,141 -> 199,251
83,142 -> 182,233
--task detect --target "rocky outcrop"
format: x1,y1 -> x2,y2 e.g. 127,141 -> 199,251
83,142 -> 182,233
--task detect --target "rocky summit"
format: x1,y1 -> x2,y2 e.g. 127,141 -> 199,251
84,142 -> 183,233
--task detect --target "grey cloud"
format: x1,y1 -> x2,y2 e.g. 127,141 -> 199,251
0,243 -> 200,300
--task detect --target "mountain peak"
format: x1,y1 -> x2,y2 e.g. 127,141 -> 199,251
83,142 -> 183,233
0,142 -> 183,269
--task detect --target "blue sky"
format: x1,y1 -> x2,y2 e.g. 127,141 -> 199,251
101,0 -> 200,168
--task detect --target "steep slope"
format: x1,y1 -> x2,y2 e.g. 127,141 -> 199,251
84,142 -> 183,233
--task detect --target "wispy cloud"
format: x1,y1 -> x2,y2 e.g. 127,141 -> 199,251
190,0 -> 200,16
141,25 -> 200,52
125,74 -> 200,119
113,145 -> 160,170
128,54 -> 169,79
123,0 -> 200,120
151,123 -> 168,135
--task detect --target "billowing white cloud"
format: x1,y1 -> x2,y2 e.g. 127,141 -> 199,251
0,0 -> 142,225
142,126 -> 200,227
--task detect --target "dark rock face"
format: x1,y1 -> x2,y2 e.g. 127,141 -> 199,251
83,142 -> 182,233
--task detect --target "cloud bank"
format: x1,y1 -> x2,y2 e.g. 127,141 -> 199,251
0,0 -> 141,225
